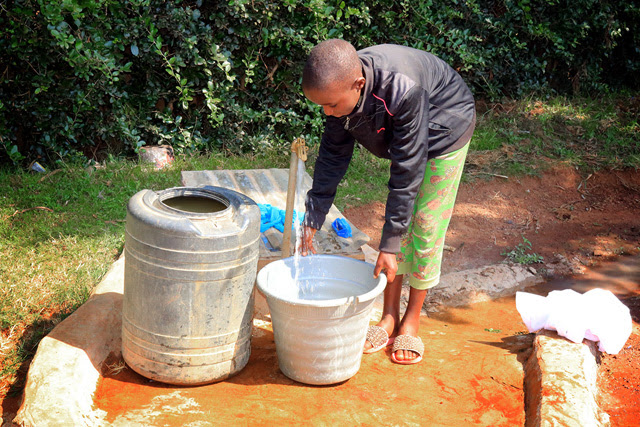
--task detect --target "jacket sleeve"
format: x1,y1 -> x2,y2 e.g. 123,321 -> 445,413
379,86 -> 430,253
304,117 -> 355,230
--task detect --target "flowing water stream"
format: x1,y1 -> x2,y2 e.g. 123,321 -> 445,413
291,157 -> 307,285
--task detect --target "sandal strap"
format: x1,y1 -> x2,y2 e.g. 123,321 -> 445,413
365,325 -> 389,348
391,335 -> 424,357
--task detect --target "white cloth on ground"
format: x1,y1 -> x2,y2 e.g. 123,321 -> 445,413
515,288 -> 632,354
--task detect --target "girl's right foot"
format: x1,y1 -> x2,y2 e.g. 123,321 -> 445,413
363,314 -> 397,352
364,273 -> 403,352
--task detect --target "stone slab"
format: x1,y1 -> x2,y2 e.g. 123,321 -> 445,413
424,263 -> 545,312
13,256 -> 125,427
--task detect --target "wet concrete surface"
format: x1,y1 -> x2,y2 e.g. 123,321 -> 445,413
7,255 -> 638,426
93,255 -> 639,426
94,296 -> 529,426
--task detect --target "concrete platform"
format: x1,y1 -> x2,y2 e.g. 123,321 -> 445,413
12,254 -> 639,426
15,254 -> 529,426
9,163 -> 638,426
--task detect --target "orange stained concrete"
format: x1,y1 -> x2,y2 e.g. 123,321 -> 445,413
94,295 -> 528,426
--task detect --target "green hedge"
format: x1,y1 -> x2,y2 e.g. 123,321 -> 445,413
1,0 -> 638,164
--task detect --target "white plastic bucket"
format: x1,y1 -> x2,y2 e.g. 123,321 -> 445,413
256,255 -> 386,385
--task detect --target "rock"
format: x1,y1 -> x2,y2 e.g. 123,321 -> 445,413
138,145 -> 174,169
361,244 -> 379,265
593,248 -> 613,257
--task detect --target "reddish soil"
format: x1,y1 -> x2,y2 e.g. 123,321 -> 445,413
344,165 -> 640,277
343,164 -> 640,426
597,296 -> 640,425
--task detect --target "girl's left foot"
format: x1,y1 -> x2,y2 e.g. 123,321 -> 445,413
392,286 -> 427,363
392,322 -> 422,362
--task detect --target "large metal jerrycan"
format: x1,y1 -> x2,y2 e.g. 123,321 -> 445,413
122,186 -> 260,385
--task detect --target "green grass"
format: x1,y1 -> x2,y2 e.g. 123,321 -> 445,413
467,94 -> 640,177
501,236 -> 545,265
332,147 -> 391,211
0,93 -> 639,396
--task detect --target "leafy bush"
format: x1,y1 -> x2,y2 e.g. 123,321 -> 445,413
0,0 -> 638,165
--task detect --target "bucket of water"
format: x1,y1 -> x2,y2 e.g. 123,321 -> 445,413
256,255 -> 386,385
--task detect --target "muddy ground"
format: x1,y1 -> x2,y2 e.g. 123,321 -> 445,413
343,164 -> 640,426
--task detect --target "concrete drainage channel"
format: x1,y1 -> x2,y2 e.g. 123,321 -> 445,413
524,330 -> 609,426
11,248 -> 610,426
431,268 -> 609,426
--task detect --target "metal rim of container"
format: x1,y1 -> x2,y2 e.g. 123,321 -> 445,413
157,186 -> 232,218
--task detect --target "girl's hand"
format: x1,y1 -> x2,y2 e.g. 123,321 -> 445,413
299,226 -> 318,256
374,251 -> 397,283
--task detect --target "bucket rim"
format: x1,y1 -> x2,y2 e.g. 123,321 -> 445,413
256,254 -> 387,308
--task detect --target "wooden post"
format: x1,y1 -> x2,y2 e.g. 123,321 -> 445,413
281,150 -> 298,258
281,138 -> 307,259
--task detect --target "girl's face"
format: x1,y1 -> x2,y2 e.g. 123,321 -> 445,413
304,77 -> 365,118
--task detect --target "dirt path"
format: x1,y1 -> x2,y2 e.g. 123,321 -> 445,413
344,165 -> 640,276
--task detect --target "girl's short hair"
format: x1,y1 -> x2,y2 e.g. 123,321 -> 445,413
303,39 -> 361,90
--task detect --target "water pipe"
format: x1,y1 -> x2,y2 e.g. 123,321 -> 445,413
282,137 -> 308,258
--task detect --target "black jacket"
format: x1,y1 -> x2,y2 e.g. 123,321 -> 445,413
305,44 -> 475,253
